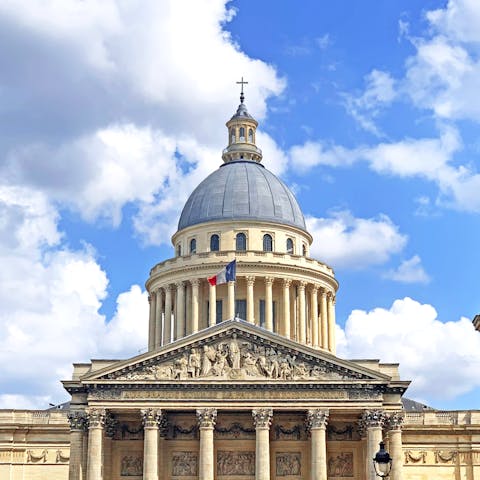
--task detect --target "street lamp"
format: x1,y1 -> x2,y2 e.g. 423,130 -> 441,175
373,441 -> 392,478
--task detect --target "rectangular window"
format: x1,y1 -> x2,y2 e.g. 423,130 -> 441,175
207,300 -> 223,324
259,299 -> 276,329
235,299 -> 247,320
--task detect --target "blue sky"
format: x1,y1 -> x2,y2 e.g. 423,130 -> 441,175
0,0 -> 479,410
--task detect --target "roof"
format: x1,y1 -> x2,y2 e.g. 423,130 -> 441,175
178,160 -> 307,231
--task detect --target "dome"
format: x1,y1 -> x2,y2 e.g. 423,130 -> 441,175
178,160 -> 307,231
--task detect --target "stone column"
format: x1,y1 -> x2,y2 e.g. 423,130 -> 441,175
362,410 -> 386,480
298,281 -> 307,343
282,279 -> 291,338
175,281 -> 185,339
252,408 -> 273,480
164,285 -> 172,344
68,411 -> 86,480
290,286 -> 297,340
197,408 -> 217,480
141,408 -> 161,480
246,276 -> 255,324
310,286 -> 319,348
320,290 -> 328,349
228,280 -> 235,319
387,412 -> 404,480
155,289 -> 163,348
186,282 -> 192,334
307,409 -> 329,480
327,293 -> 336,354
265,277 -> 274,331
209,283 -> 216,326
191,279 -> 200,333
86,408 -> 106,480
148,292 -> 156,351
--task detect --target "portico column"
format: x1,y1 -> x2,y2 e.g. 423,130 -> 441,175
282,279 -> 291,338
197,408 -> 217,480
148,292 -> 156,351
327,293 -> 336,354
253,408 -> 273,480
191,279 -> 200,333
265,277 -> 274,331
320,290 -> 328,349
246,276 -> 255,324
186,283 -> 192,334
307,409 -> 329,480
362,410 -> 386,480
86,408 -> 106,480
228,280 -> 235,319
209,283 -> 216,326
175,281 -> 185,339
155,289 -> 163,348
68,411 -> 87,480
387,412 -> 405,480
298,281 -> 307,343
141,408 -> 161,480
310,286 -> 319,348
164,285 -> 172,344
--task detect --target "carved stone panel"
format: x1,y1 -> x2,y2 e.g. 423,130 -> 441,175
327,452 -> 354,478
114,422 -> 144,440
120,454 -> 143,476
172,451 -> 198,476
276,452 -> 301,476
217,451 -> 255,476
327,423 -> 360,441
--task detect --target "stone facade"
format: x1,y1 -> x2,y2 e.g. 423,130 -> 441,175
1,94 -> 479,480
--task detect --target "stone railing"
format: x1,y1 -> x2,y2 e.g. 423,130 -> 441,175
404,411 -> 480,426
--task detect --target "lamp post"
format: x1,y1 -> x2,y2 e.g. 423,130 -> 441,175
373,441 -> 392,478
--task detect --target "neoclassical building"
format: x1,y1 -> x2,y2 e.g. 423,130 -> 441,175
1,93 -> 479,480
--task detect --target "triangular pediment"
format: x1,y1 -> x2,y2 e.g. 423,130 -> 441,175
82,320 -> 391,385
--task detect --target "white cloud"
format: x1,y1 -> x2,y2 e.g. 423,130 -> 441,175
338,297 -> 480,402
385,255 -> 430,284
306,211 -> 407,269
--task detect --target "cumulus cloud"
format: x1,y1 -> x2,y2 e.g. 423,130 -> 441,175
384,255 -> 430,284
306,210 -> 407,269
337,297 -> 480,402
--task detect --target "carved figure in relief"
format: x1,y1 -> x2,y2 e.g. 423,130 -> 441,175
279,360 -> 293,380
243,351 -> 259,376
188,348 -> 201,377
212,348 -> 228,376
276,452 -> 301,476
327,452 -> 353,477
217,451 -> 255,476
201,345 -> 216,376
294,362 -> 309,378
173,356 -> 189,379
172,451 -> 198,476
228,337 -> 241,369
121,455 -> 143,476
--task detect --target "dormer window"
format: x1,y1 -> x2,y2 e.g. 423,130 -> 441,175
248,128 -> 254,143
239,127 -> 245,142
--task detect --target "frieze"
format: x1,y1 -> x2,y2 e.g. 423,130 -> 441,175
172,451 -> 198,476
327,424 -> 360,441
434,450 -> 457,464
215,421 -> 255,439
121,454 -> 143,476
217,451 -> 255,476
405,450 -> 427,464
103,331 -> 368,382
328,452 -> 354,478
114,422 -> 144,440
276,452 -> 301,477
274,424 -> 304,440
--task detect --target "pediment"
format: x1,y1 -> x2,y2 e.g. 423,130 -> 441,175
82,320 -> 390,384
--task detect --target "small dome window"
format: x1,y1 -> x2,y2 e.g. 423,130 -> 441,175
239,127 -> 245,142
230,128 -> 236,144
286,238 -> 294,254
176,244 -> 182,257
302,244 -> 307,256
190,238 -> 197,254
236,232 -> 247,251
210,234 -> 220,252
263,234 -> 273,252
248,128 -> 254,143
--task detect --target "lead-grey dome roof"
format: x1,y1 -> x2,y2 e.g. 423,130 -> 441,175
178,160 -> 306,231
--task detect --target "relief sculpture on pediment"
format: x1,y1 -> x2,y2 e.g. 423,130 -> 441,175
113,334 -> 353,381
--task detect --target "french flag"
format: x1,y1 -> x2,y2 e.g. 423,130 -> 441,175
208,260 -> 236,286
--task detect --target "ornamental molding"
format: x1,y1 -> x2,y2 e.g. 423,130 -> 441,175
405,450 -> 427,464
434,450 -> 458,464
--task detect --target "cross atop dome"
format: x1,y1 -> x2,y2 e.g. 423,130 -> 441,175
236,76 -> 248,103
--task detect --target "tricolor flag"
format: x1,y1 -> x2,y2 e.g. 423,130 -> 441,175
208,260 -> 236,286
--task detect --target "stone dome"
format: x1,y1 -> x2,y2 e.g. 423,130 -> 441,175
177,159 -> 306,231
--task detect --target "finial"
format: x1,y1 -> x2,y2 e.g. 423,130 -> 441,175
236,76 -> 248,103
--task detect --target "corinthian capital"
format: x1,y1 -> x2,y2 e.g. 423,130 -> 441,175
306,409 -> 329,430
67,411 -> 87,431
86,408 -> 106,429
386,411 -> 404,430
252,408 -> 273,429
196,408 -> 217,428
141,408 -> 162,428
361,409 -> 386,428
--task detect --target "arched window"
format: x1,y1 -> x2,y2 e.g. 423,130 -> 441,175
210,234 -> 220,252
302,244 -> 307,256
176,244 -> 182,257
230,128 -> 236,144
286,238 -> 294,254
236,232 -> 247,251
239,127 -> 245,142
248,128 -> 254,143
190,238 -> 197,254
263,234 -> 273,252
